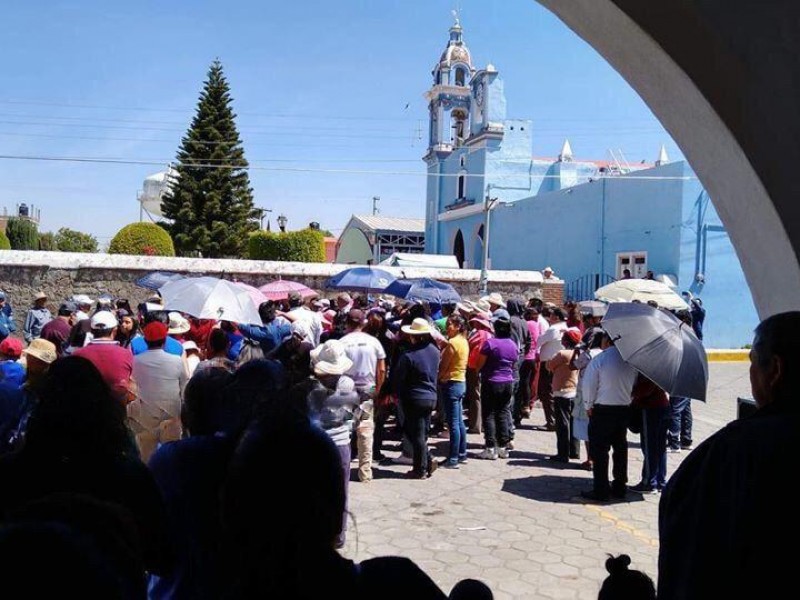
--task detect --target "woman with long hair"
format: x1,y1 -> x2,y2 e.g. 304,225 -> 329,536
114,310 -> 139,349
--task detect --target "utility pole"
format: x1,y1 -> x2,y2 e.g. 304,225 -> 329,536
479,186 -> 498,295
372,196 -> 380,215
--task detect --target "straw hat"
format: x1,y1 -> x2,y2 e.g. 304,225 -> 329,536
23,339 -> 57,365
401,318 -> 433,336
310,340 -> 354,376
483,292 -> 506,308
167,312 -> 191,335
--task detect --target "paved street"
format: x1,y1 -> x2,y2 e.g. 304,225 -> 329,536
342,362 -> 751,599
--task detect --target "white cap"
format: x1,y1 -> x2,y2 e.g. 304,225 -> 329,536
90,310 -> 118,330
72,294 -> 94,306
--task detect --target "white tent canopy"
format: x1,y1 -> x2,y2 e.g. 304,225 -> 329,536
379,253 -> 460,269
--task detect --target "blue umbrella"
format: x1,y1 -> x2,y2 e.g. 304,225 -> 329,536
383,278 -> 461,304
324,267 -> 396,293
135,271 -> 186,290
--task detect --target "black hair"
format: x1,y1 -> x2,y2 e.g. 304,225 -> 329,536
287,294 -> 303,309
441,302 -> 457,316
598,554 -> 655,600
143,310 -> 168,326
182,369 -> 236,436
752,312 -> 800,384
24,357 -> 132,460
208,329 -> 230,354
494,318 -> 512,338
551,308 -> 567,322
258,300 -> 276,324
447,313 -> 467,334
145,339 -> 165,350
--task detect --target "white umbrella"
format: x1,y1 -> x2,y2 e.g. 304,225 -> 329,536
159,277 -> 262,325
594,279 -> 689,311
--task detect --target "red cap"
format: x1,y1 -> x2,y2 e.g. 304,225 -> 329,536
563,328 -> 582,345
0,337 -> 23,359
142,322 -> 168,342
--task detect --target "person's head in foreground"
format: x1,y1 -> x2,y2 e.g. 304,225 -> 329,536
749,311 -> 800,408
598,554 -> 655,600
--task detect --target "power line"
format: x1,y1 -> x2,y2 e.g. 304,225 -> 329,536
0,153 -> 697,180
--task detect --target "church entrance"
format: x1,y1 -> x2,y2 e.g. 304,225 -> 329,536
453,229 -> 465,268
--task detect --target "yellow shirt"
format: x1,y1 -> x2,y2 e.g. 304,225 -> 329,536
439,334 -> 469,382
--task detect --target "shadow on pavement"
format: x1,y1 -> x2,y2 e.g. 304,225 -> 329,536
502,475 -> 648,505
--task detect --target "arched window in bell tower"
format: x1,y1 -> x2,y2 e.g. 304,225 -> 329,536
457,171 -> 466,199
455,67 -> 466,86
451,108 -> 468,148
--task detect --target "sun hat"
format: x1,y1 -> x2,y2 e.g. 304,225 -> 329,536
310,339 -> 354,376
167,312 -> 191,335
90,310 -> 118,330
72,294 -> 94,306
492,308 -> 511,321
483,292 -> 505,308
563,327 -> 583,345
182,340 -> 200,353
469,315 -> 493,331
23,339 -> 57,365
0,337 -> 23,359
34,291 -> 48,301
401,318 -> 433,336
142,322 -> 168,343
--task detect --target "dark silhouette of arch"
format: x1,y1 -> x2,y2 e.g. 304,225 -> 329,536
453,229 -> 465,268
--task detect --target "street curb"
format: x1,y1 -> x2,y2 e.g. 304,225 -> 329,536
706,349 -> 749,362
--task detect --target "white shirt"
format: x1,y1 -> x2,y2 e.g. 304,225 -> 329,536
289,307 -> 323,346
340,331 -> 386,389
580,346 -> 637,410
133,349 -> 188,421
538,321 -> 567,362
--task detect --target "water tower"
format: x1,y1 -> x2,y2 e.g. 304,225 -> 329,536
137,168 -> 177,220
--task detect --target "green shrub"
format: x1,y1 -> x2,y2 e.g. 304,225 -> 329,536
55,227 -> 98,253
109,222 -> 175,256
0,230 -> 10,250
5,217 -> 39,250
248,229 -> 325,262
38,232 -> 57,251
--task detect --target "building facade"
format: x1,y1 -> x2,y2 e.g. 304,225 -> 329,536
336,214 -> 425,265
423,17 -> 757,348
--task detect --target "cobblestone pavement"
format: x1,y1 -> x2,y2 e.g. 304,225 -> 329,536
341,363 -> 751,599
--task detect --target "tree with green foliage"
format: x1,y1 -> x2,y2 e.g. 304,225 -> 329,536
5,217 -> 39,250
109,222 -> 175,256
38,232 -> 57,251
0,230 -> 11,250
54,227 -> 98,253
160,60 -> 257,258
249,229 -> 325,263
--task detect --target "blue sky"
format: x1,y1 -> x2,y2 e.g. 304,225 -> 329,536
0,0 -> 681,245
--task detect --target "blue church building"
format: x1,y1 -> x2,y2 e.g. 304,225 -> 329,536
423,17 -> 757,348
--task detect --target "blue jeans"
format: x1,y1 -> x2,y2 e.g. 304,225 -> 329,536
441,381 -> 467,464
641,405 -> 670,488
667,396 -> 693,448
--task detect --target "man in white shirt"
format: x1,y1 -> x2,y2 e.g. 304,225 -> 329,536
285,292 -> 323,346
536,307 -> 568,430
131,321 -> 188,462
579,334 -> 638,502
339,309 -> 386,394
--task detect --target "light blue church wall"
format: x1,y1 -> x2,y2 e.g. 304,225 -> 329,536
676,164 -> 758,348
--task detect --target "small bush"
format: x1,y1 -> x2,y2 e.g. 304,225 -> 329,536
5,217 -> 39,250
109,222 -> 175,256
0,230 -> 10,250
54,227 -> 98,253
248,229 -> 325,263
38,232 -> 57,251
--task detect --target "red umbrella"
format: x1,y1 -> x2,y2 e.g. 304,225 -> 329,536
259,280 -> 317,301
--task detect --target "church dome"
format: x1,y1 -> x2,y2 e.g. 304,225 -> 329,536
437,14 -> 473,69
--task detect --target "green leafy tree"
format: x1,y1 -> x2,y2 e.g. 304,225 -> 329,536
109,222 -> 175,256
38,232 -> 57,251
54,227 -> 98,253
161,60 -> 257,258
0,230 -> 11,250
249,229 -> 325,262
5,217 -> 39,250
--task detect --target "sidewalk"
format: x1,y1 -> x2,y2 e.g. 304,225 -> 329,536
342,362 -> 750,599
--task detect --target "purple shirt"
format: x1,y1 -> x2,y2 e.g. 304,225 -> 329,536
480,338 -> 519,384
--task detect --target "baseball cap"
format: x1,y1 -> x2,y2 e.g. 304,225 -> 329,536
0,337 -> 23,359
58,301 -> 77,316
564,327 -> 583,345
142,321 -> 168,342
90,311 -> 118,330
72,294 -> 93,306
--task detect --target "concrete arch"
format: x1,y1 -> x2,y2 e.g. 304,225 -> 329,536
536,0 -> 800,318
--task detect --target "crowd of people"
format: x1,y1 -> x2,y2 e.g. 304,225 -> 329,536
0,283 -> 719,599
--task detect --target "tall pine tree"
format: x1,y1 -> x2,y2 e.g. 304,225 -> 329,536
161,60 -> 257,257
